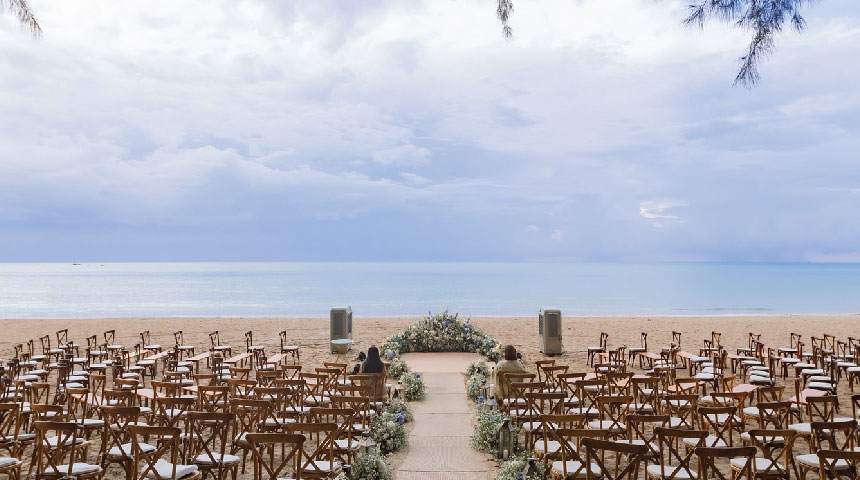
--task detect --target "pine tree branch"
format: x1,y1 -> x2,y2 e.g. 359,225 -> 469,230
2,0 -> 42,38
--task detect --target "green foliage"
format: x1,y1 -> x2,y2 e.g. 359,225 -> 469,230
466,372 -> 487,403
496,453 -> 545,480
472,404 -> 509,453
400,372 -> 425,401
384,397 -> 414,423
466,359 -> 490,377
370,411 -> 407,455
346,452 -> 394,480
386,355 -> 410,379
381,310 -> 501,362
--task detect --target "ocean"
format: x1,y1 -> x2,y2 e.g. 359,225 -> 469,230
0,262 -> 858,318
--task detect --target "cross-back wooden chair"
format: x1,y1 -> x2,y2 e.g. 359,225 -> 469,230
40,335 -> 62,364
244,433 -> 304,480
307,407 -> 356,465
227,379 -> 257,400
277,331 -> 300,365
275,379 -> 309,419
346,374 -> 385,407
196,386 -> 229,414
85,336 -> 106,365
186,412 -> 238,480
244,332 -> 264,355
545,427 -> 607,479
208,332 -> 231,357
300,373 -> 332,408
56,329 -> 79,357
797,420 -> 858,480
621,414 -> 669,466
693,406 -> 737,449
128,424 -> 200,480
230,399 -> 270,473
329,393 -> 371,435
790,395 -> 838,452
816,450 -> 860,480
664,394 -> 699,430
254,370 -> 281,388
532,413 -> 585,460
285,422 -> 341,479
605,372 -> 634,396
541,365 -> 570,393
629,332 -> 649,367
575,379 -> 605,419
522,391 -> 565,451
65,387 -> 104,441
557,372 -> 586,410
646,427 -> 707,480
631,376 -> 661,414
741,429 -> 797,480
32,421 -> 103,480
0,404 -> 27,458
583,437 -> 649,480
589,395 -> 632,439
587,332 -> 609,367
100,405 -> 147,480
30,404 -> 65,426
741,401 -> 793,446
507,381 -> 544,423
253,387 -> 294,431
697,446 -> 756,480
279,365 -> 302,381
152,397 -> 194,430
173,332 -> 195,360
140,331 -> 161,354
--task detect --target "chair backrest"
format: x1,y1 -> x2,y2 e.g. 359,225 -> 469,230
698,406 -> 736,447
245,433 -> 305,480
818,450 -> 860,480
811,420 -> 857,452
173,331 -> 184,345
39,334 -> 52,354
197,385 -> 229,413
596,395 -> 632,432
545,427 -> 609,477
655,427 -> 708,480
631,377 -> 661,411
627,414 -> 669,458
209,331 -> 220,347
582,437 -> 648,480
747,429 -> 797,478
663,394 -> 699,429
696,446 -> 756,480
101,406 -> 142,459
557,373 -> 586,399
232,398 -> 270,439
104,329 -> 116,346
129,424 -> 185,480
30,404 -> 64,422
56,329 -> 69,346
153,396 -> 195,429
807,395 -> 838,423
103,389 -> 133,407
755,385 -> 784,403
33,421 -> 86,477
575,379 -> 606,415
280,365 -> 302,380
285,422 -> 340,477
227,378 -> 258,399
605,372 -> 634,395
187,411 -> 234,471
534,359 -> 556,383
0,403 -> 21,444
756,401 -> 792,429
245,331 -> 254,350
140,330 -> 152,347
542,365 -> 569,390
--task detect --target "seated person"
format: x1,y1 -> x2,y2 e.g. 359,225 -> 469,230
494,345 -> 525,403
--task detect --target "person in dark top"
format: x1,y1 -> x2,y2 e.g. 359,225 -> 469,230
351,351 -> 367,375
360,345 -> 385,374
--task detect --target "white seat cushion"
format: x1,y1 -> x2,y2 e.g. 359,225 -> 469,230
797,454 -> 851,469
46,436 -> 85,447
334,439 -> 360,451
552,461 -> 600,478
109,442 -> 156,457
646,464 -> 697,479
0,457 -> 20,468
588,420 -> 625,431
731,457 -> 785,473
143,460 -> 198,479
46,463 -> 101,475
534,440 -> 561,454
303,460 -> 341,473
788,423 -> 811,434
684,435 -> 726,448
194,453 -> 240,465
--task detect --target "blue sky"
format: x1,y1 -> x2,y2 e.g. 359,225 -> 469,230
0,0 -> 859,262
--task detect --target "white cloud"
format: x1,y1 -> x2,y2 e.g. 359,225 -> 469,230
550,230 -> 565,242
371,144 -> 431,166
525,225 -> 539,232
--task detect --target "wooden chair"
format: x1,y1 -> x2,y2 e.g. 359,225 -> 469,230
789,395 -> 837,452
521,391 -> 565,451
308,407 -> 357,466
817,450 -> 860,480
629,332 -> 649,367
545,427 -> 607,479
187,412 -> 239,480
689,406 -> 736,449
152,397 -> 194,430
741,429 -> 797,480
532,413 -> 585,460
574,379 -> 605,419
244,433 -> 304,480
100,406 -> 149,480
0,404 -> 29,458
587,332 -> 608,367
208,332 -> 232,358
696,446 -> 756,480
140,331 -> 161,354
128,424 -> 200,480
663,394 -> 699,430
0,453 -> 21,480
196,386 -> 229,414
646,427 -> 707,480
631,377 -> 661,414
620,414 -> 669,467
230,399 -> 270,473
277,331 -> 299,364
32,421 -> 103,480
285,422 -> 341,479
741,401 -> 792,445
588,395 -> 631,439
583,437 -> 648,480
797,420 -> 857,480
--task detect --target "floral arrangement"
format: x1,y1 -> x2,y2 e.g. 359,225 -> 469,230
472,404 -> 511,453
466,359 -> 490,378
384,397 -> 414,423
370,411 -> 407,455
381,310 -> 501,362
334,452 -> 393,480
386,355 -> 410,379
496,454 -> 546,480
400,372 -> 425,401
466,371 -> 487,402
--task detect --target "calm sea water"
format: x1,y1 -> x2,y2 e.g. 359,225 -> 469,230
0,262 -> 858,318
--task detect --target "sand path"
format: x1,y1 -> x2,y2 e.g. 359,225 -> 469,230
396,353 -> 494,480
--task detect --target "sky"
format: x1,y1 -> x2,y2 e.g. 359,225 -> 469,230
0,0 -> 859,263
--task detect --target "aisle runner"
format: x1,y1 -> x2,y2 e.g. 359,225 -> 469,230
397,353 -> 494,480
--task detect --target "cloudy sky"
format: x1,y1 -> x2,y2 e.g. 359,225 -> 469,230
0,0 -> 858,262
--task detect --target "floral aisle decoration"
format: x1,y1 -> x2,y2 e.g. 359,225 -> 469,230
333,451 -> 393,480
400,372 -> 425,401
384,397 -> 414,423
370,411 -> 407,455
467,370 -> 487,403
381,310 -> 501,362
466,359 -> 490,377
472,404 -> 513,453
495,453 -> 545,480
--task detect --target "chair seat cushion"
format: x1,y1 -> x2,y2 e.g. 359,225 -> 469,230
109,442 -> 156,457
646,464 -> 697,479
796,454 -> 851,469
0,457 -> 20,468
730,457 -> 786,473
588,420 -> 625,431
552,461 -> 600,478
788,423 -> 811,434
302,460 -> 341,474
534,440 -> 561,454
194,453 -> 240,465
683,435 -> 726,448
334,439 -> 360,451
143,460 -> 198,479
46,463 -> 101,475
